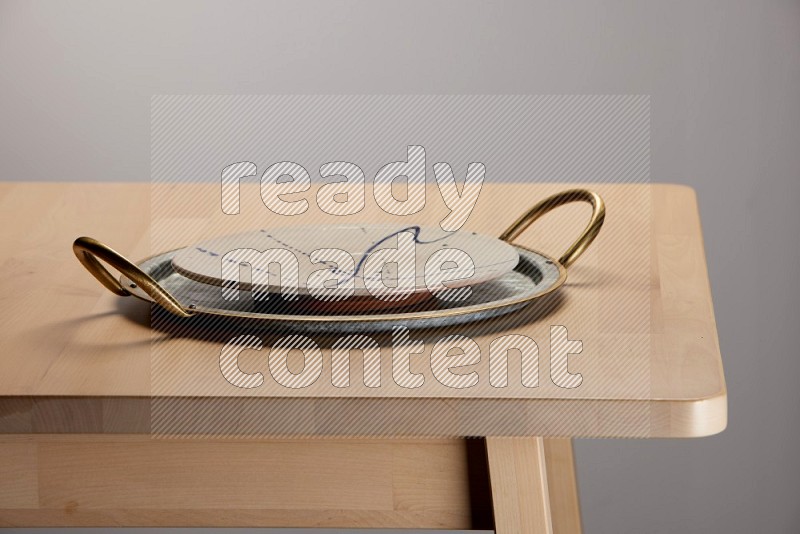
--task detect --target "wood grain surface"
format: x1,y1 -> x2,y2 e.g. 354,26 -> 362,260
0,434 -> 490,529
485,437 -> 581,534
0,182 -> 726,438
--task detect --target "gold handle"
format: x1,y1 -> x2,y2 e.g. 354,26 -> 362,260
499,189 -> 606,269
73,237 -> 193,318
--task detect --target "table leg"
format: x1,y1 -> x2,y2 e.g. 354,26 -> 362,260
485,437 -> 582,534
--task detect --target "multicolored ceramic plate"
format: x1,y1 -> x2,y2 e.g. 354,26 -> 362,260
170,224 -> 520,298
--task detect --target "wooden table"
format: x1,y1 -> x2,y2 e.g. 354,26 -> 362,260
0,182 -> 726,532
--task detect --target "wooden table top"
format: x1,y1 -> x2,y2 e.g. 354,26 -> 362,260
0,182 -> 726,438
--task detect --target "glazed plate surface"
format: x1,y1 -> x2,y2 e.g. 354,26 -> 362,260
170,224 -> 520,298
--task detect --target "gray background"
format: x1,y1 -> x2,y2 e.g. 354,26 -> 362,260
1,0 -> 798,532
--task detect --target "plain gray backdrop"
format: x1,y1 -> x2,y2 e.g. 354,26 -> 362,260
1,0 -> 799,532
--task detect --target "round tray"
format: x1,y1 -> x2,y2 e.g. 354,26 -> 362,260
73,189 -> 605,333
119,245 -> 560,333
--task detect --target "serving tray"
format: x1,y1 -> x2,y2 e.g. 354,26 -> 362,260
73,189 -> 605,333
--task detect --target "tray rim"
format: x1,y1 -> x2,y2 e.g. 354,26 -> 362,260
120,243 -> 567,324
